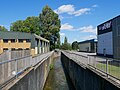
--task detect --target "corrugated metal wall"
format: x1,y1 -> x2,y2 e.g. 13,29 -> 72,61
97,32 -> 113,55
112,16 -> 120,59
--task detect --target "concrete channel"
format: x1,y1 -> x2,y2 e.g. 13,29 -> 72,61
1,51 -> 119,90
43,55 -> 75,90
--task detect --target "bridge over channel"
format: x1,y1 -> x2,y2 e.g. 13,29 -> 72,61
0,50 -> 120,90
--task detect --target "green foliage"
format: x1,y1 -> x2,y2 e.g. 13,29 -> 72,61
49,64 -> 54,70
39,5 -> 61,50
72,41 -> 79,50
10,5 -> 61,50
0,26 -> 8,31
10,17 -> 41,35
64,36 -> 67,44
61,36 -> 72,50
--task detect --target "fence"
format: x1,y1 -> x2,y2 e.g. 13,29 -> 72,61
0,51 -> 53,86
63,51 -> 120,80
0,50 -> 30,62
89,55 -> 120,80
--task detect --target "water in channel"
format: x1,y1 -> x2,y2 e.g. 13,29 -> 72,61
43,57 -> 69,90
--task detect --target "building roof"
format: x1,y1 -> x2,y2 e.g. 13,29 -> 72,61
0,31 -> 32,39
0,31 -> 49,42
0,31 -> 49,48
78,39 -> 97,44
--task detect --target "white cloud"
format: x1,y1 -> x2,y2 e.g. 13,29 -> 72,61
61,23 -> 74,30
73,38 -> 78,41
82,35 -> 97,41
80,25 -> 97,34
58,15 -> 73,20
61,23 -> 97,35
59,15 -> 64,20
0,24 -> 4,26
55,4 -> 91,16
60,32 -> 65,37
92,5 -> 98,8
70,8 -> 91,16
54,5 -> 75,14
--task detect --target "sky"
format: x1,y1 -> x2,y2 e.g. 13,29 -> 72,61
0,0 -> 120,43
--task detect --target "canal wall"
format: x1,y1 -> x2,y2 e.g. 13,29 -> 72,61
61,52 -> 119,90
2,52 -> 55,90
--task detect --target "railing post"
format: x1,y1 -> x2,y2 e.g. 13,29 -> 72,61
15,59 -> 18,79
94,56 -> 96,69
106,58 -> 108,77
88,55 -> 89,65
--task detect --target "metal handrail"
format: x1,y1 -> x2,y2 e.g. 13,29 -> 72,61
64,51 -> 88,58
0,55 -> 32,65
63,51 -> 120,81
88,55 -> 120,61
0,51 -> 54,86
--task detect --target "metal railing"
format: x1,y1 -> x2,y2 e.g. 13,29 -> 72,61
0,55 -> 32,85
0,50 -> 31,62
63,51 -> 120,80
88,55 -> 120,80
63,51 -> 88,65
0,51 -> 53,86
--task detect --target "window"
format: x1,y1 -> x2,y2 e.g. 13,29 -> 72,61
11,48 -> 16,51
18,39 -> 24,43
26,39 -> 31,43
3,48 -> 8,51
11,39 -> 16,43
25,48 -> 30,50
3,39 -> 8,43
18,48 -> 23,50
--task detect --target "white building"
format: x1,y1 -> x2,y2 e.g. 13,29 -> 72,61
97,15 -> 120,59
78,39 -> 97,53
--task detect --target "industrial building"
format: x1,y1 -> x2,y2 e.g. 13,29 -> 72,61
78,39 -> 97,53
0,31 -> 50,56
97,15 -> 120,59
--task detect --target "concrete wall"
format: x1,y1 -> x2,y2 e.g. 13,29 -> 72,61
61,52 -> 119,90
3,53 -> 54,90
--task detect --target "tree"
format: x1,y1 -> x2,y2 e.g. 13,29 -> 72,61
72,41 -> 79,50
61,36 -> 72,50
10,16 -> 41,35
24,17 -> 41,35
0,26 -> 8,31
64,36 -> 68,44
10,20 -> 24,32
39,5 -> 61,50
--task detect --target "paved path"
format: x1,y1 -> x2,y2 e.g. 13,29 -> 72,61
70,51 -> 96,57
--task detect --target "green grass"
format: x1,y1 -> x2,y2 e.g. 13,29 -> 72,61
96,63 -> 120,79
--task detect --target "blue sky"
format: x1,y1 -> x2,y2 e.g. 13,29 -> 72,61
0,0 -> 120,43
